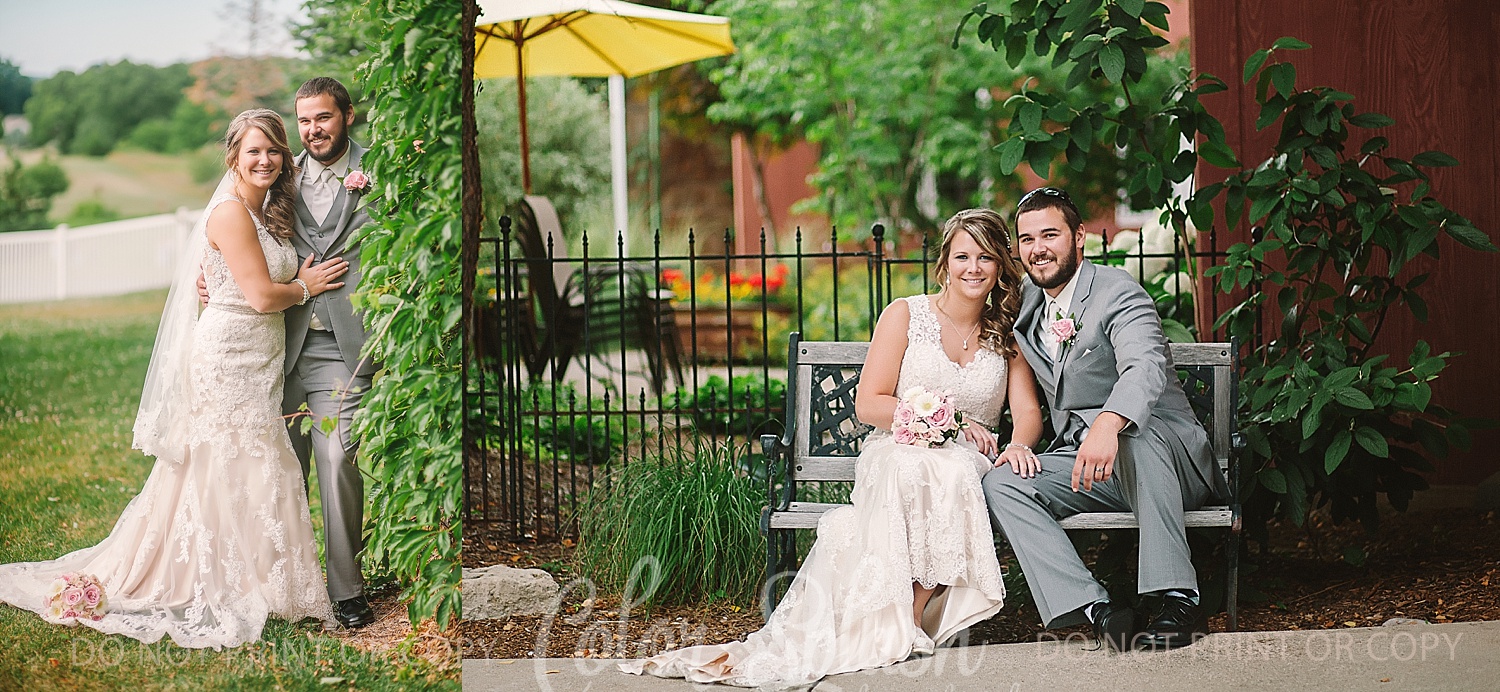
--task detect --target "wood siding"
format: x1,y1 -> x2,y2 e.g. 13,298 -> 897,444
1191,0 -> 1500,483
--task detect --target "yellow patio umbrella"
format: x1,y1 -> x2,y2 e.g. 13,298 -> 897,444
473,0 -> 735,237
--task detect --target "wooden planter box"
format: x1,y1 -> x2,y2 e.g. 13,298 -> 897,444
675,306 -> 791,363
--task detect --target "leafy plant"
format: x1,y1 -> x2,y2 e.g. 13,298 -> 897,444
708,0 -> 1182,238
0,152 -> 68,232
63,197 -> 120,227
1205,41 -> 1494,529
957,2 -> 1498,531
475,77 -> 609,234
348,0 -> 464,629
518,383 -> 623,466
668,374 -> 786,438
576,438 -> 765,607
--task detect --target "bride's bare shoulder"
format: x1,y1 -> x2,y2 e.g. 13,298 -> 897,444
876,296 -> 913,322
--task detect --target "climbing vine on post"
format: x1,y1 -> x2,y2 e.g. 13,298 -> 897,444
352,0 -> 465,628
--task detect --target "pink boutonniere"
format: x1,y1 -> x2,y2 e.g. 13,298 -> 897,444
342,170 -> 371,193
1048,313 -> 1080,350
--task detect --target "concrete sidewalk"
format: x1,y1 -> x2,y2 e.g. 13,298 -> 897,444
463,620 -> 1500,691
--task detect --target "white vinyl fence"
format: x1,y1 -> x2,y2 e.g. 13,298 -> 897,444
0,208 -> 199,304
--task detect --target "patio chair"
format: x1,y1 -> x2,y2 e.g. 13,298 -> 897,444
508,195 -> 685,395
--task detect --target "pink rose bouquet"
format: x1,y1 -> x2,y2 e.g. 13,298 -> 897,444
892,387 -> 967,448
44,572 -> 108,621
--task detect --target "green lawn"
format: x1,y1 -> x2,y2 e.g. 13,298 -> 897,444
0,292 -> 458,691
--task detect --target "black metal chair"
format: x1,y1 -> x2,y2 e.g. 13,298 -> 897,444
506,196 -> 685,395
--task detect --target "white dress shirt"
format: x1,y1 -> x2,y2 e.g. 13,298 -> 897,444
301,147 -> 351,225
1043,273 -> 1080,361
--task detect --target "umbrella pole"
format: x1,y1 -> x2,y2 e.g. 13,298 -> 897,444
516,27 -> 532,194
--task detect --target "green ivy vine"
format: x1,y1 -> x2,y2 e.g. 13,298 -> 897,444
351,0 -> 465,628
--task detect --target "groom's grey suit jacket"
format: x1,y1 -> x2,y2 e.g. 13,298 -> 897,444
1013,260 -> 1229,500
285,141 -> 376,377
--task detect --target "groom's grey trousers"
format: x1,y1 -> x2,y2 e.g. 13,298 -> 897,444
982,417 -> 1214,628
284,329 -> 371,602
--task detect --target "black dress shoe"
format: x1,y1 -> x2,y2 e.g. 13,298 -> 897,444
1091,601 -> 1138,653
334,595 -> 375,628
1136,594 -> 1205,650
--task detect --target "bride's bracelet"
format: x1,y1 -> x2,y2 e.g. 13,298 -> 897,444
1004,442 -> 1032,454
293,279 -> 310,306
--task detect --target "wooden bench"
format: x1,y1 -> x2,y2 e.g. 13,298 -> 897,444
758,333 -> 1245,629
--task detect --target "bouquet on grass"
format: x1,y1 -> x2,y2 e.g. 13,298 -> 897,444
892,387 -> 967,447
44,572 -> 108,621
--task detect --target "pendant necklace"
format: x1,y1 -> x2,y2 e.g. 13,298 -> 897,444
935,298 -> 980,350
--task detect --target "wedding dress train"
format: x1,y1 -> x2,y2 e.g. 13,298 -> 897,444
0,191 -> 335,649
621,294 -> 1008,687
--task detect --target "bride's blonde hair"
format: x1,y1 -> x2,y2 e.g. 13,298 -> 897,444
933,208 -> 1024,359
224,109 -> 298,240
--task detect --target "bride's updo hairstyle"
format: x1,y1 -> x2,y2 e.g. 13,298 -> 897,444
224,108 -> 298,240
934,208 -> 1024,358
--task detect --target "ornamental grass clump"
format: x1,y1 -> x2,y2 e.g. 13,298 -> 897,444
577,439 -> 764,607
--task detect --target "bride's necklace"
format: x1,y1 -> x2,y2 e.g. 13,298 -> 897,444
934,297 -> 981,350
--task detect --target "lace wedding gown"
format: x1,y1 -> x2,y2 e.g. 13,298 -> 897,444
621,294 -> 1008,687
0,194 -> 335,649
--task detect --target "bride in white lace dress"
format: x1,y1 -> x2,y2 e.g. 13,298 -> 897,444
0,109 -> 347,649
622,208 -> 1045,687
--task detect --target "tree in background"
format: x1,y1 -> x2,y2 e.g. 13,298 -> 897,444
24,61 -> 193,155
0,57 -> 32,117
183,56 -> 300,117
695,0 -> 1181,239
475,78 -> 610,234
289,0 -> 368,94
0,153 -> 69,232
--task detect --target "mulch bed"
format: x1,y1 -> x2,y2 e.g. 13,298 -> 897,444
459,502 -> 1500,660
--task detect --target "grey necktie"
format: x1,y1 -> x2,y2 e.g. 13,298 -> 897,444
306,167 -> 336,224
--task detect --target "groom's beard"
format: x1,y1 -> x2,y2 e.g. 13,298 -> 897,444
1026,246 -> 1080,290
307,135 -> 350,164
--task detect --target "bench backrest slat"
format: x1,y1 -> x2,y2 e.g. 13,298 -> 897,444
788,340 -> 1235,482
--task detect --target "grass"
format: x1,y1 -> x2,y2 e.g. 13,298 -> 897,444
576,438 -> 765,607
0,292 -> 458,691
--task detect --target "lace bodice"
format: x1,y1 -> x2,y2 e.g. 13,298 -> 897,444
895,294 -> 1009,428
202,194 -> 297,313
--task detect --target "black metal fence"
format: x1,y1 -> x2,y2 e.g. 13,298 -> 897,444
463,212 -> 1232,543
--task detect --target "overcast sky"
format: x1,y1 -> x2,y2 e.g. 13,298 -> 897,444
0,0 -> 310,77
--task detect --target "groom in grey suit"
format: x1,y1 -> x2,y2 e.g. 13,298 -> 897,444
285,77 -> 377,628
983,188 -> 1229,651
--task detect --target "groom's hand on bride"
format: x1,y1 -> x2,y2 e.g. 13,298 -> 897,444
197,271 -> 209,306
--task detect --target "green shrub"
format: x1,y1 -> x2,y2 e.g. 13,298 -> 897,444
577,438 -> 765,607
64,198 -> 120,226
668,374 -> 785,438
518,383 -> 623,466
